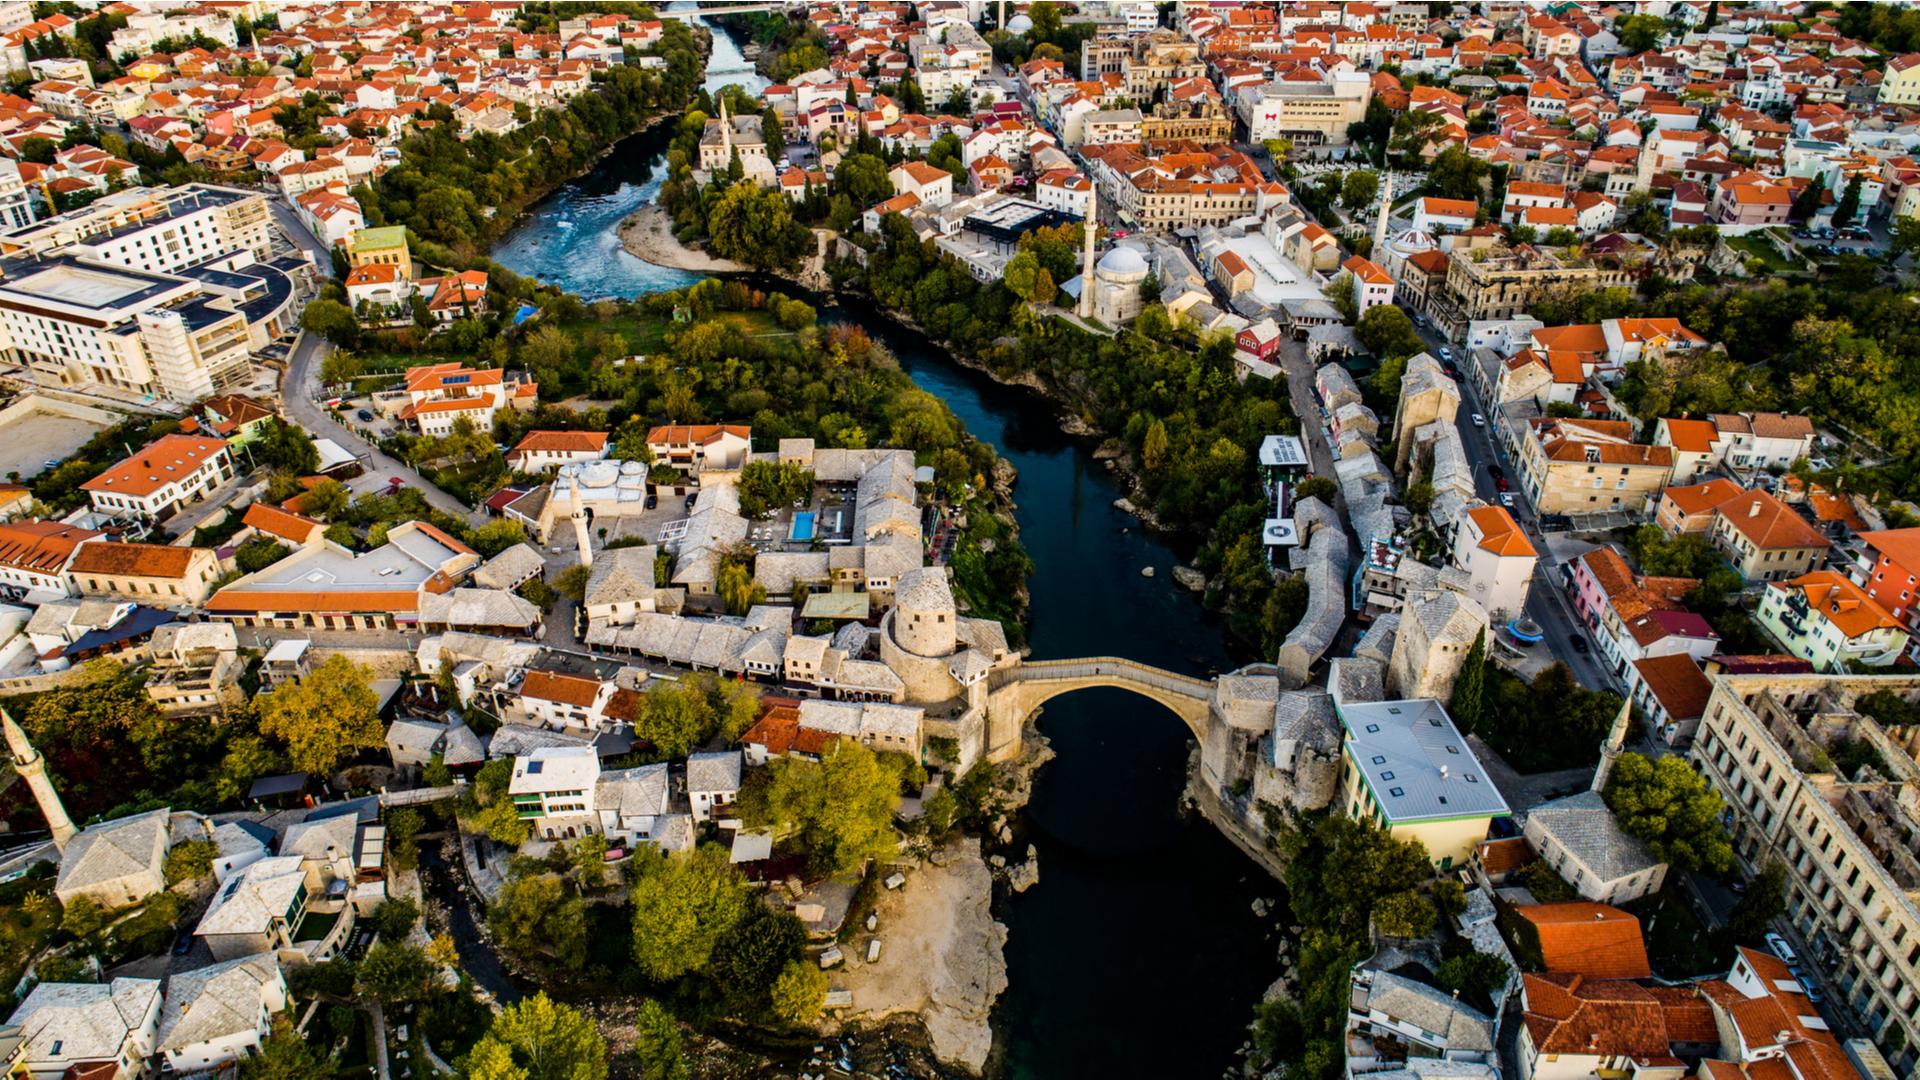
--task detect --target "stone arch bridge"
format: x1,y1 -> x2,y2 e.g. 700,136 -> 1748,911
984,656 -> 1217,760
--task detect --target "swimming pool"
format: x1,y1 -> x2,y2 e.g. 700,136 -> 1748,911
789,511 -> 816,541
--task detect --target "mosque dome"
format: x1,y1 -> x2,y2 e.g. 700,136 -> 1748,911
1097,245 -> 1149,278
1007,13 -> 1033,34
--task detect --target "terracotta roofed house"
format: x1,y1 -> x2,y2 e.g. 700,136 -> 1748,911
205,520 -> 478,631
242,503 -> 326,547
1706,488 -> 1828,582
80,434 -> 234,523
646,424 -> 751,474
1630,652 -> 1714,746
1655,477 -> 1746,536
505,430 -> 610,473
1755,570 -> 1907,671
1856,526 -> 1920,639
0,520 -> 100,601
1514,902 -> 1653,980
66,541 -> 220,605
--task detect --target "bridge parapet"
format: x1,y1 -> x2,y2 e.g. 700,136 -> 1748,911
995,656 -> 1214,699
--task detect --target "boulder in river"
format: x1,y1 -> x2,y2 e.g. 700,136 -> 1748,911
1172,565 -> 1207,592
1140,566 -> 1156,578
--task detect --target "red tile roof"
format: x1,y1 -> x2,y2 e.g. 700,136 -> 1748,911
80,435 -> 229,498
1518,903 -> 1653,980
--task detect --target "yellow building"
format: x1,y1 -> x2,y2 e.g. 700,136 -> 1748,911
66,541 -> 222,606
1336,698 -> 1510,870
1880,53 -> 1920,106
346,225 -> 411,279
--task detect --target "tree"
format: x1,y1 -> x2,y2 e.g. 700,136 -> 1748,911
303,478 -> 349,521
1791,173 -> 1827,223
833,152 -> 892,206
241,1019 -> 335,1080
1341,169 -> 1380,211
709,907 -> 807,1013
770,960 -> 828,1024
385,807 -> 424,873
163,839 -> 216,885
1425,144 -> 1490,201
1616,13 -> 1668,53
368,898 -> 421,941
636,679 -> 717,758
468,518 -> 528,558
255,654 -> 383,776
554,563 -> 591,601
628,845 -> 750,981
1834,175 -> 1864,229
1603,752 -> 1734,873
747,738 -> 904,875
1141,419 -> 1169,471
1889,214 -> 1920,264
1725,859 -> 1787,945
467,993 -> 608,1080
356,941 -> 436,1004
760,106 -> 785,162
1355,304 -> 1423,359
1295,476 -> 1338,503
1373,890 -> 1437,938
489,871 -> 588,969
235,537 -> 290,574
1449,630 -> 1488,735
736,461 -> 814,519
62,894 -> 105,938
300,299 -> 359,345
631,1000 -> 688,1080
1436,951 -> 1511,999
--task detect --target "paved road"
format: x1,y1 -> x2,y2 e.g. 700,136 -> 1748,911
270,201 -> 487,528
1410,321 -> 1619,693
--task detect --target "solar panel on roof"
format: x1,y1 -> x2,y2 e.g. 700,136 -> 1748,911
527,759 -> 543,774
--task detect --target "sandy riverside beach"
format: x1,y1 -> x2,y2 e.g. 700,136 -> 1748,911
617,204 -> 749,273
830,838 -> 1009,1074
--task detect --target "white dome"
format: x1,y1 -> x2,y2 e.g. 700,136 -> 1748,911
1388,228 -> 1436,256
579,462 -> 620,488
1007,13 -> 1033,33
1097,245 -> 1148,276
620,460 -> 646,476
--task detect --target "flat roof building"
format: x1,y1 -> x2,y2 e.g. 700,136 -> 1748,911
1336,697 -> 1510,869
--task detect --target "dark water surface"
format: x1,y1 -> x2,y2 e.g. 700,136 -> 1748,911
492,21 -> 1281,1076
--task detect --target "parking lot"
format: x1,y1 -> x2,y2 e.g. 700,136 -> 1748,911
0,409 -> 112,480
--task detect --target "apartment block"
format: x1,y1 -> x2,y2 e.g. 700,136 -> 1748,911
1688,674 -> 1920,1074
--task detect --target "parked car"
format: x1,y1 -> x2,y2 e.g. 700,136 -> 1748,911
1570,637 -> 1589,654
1471,413 -> 1485,427
1495,476 -> 1510,493
1765,932 -> 1798,965
1438,346 -> 1454,361
645,493 -> 659,509
356,409 -> 374,422
1486,464 -> 1505,479
1499,492 -> 1515,508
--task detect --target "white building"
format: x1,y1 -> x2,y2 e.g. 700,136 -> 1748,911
79,434 -> 234,524
1450,505 -> 1536,621
6,978 -> 162,1080
154,955 -> 286,1077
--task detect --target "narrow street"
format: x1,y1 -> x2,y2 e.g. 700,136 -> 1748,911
270,200 -> 490,528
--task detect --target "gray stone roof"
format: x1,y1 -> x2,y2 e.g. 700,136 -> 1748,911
471,543 -> 545,590
596,763 -> 669,818
419,587 -> 541,630
1363,970 -> 1495,1053
686,750 -> 743,794
156,954 -> 280,1053
9,977 -> 161,1065
894,566 -> 955,615
56,807 -> 169,894
487,723 -> 594,758
1525,789 -> 1665,883
583,545 -> 661,608
1272,690 -> 1341,758
197,855 -> 305,938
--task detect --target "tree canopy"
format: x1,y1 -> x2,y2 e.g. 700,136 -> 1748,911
1603,752 -> 1734,873
253,654 -> 383,776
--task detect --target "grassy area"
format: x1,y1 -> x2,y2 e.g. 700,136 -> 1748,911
1725,232 -> 1797,273
1624,887 -> 1731,979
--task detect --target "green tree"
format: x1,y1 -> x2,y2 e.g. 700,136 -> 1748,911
385,807 -> 424,873
760,106 -> 785,162
464,759 -> 533,846
1425,144 -> 1490,201
235,537 -> 290,573
1355,304 -> 1424,359
163,839 -> 216,885
746,738 -> 903,875
628,845 -> 750,981
468,518 -> 528,558
303,478 -> 349,520
1791,173 -> 1827,223
240,1019 -> 335,1080
356,941 -> 436,1004
770,960 -> 828,1024
489,871 -> 588,969
467,993 -> 608,1080
1616,13 -> 1668,52
637,679 -> 717,758
554,563 -> 591,601
1449,630 -> 1488,735
1373,890 -> 1437,938
1436,951 -> 1511,998
833,152 -> 892,206
254,654 -> 382,776
62,894 -> 106,937
1341,169 -> 1380,211
1141,419 -> 1169,471
735,461 -> 814,518
1834,175 -> 1864,228
1603,752 -> 1734,873
301,299 -> 359,346
631,999 -> 688,1080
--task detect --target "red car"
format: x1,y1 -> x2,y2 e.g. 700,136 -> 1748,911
1495,477 -> 1510,492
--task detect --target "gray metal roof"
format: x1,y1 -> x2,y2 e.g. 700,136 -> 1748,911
1339,698 -> 1511,823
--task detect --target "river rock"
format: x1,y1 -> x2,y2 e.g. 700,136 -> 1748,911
1008,856 -> 1040,893
1251,898 -> 1269,917
1093,440 -> 1125,461
1113,496 -> 1138,515
989,853 -> 1006,869
1172,565 -> 1208,592
1140,566 -> 1156,578
998,824 -> 1014,844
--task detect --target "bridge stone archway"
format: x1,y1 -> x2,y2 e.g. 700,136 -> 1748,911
984,657 -> 1215,763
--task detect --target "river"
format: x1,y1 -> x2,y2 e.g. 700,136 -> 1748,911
491,18 -> 1282,1080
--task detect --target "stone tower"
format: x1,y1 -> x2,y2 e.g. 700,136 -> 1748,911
893,566 -> 959,658
3,708 -> 75,849
718,95 -> 732,160
1077,193 -> 1098,319
1387,588 -> 1489,702
570,482 -> 593,570
1591,696 -> 1633,794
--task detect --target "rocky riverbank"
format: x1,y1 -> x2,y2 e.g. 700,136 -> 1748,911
617,204 -> 750,272
830,838 -> 1008,1073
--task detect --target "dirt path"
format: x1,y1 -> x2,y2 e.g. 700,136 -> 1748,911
831,839 -> 1007,1073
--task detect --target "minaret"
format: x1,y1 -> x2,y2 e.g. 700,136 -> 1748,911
1077,193 -> 1098,318
1372,173 -> 1393,259
3,708 -> 75,849
569,482 -> 593,570
1591,697 -> 1633,795
719,96 -> 732,160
